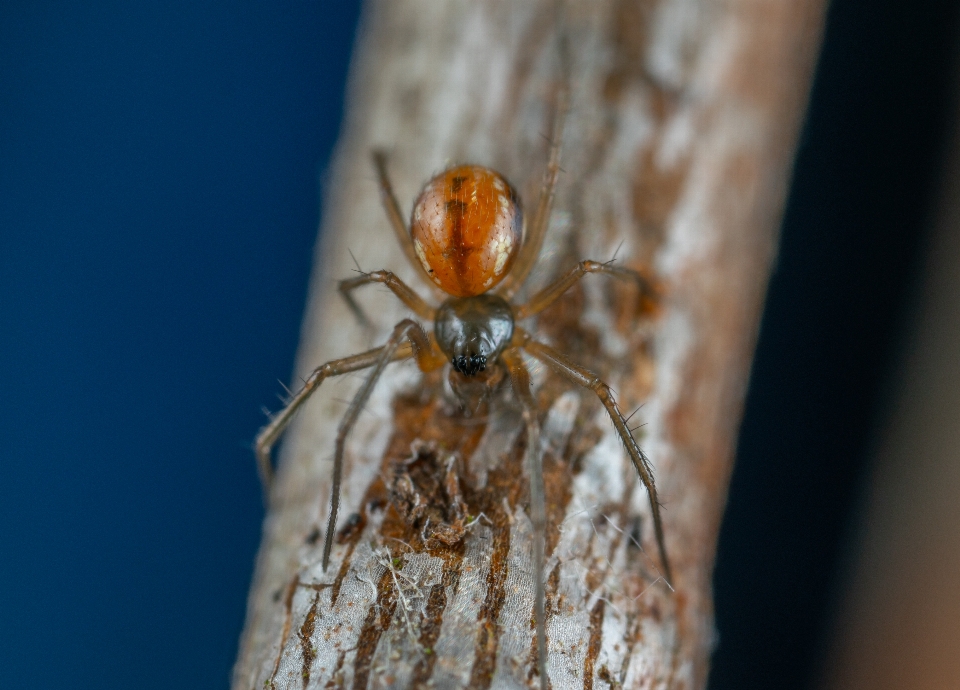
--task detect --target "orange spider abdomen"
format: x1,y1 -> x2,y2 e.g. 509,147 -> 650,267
410,165 -> 523,297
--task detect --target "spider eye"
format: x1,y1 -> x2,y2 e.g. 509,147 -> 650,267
452,354 -> 486,376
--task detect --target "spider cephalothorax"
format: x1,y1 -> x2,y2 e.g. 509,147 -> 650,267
435,294 -> 513,377
255,102 -> 671,690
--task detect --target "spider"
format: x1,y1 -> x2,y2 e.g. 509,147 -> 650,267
255,101 -> 672,687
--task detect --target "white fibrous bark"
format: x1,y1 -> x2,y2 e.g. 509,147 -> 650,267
233,1 -> 825,688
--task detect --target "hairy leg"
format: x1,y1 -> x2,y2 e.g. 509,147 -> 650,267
514,259 -> 657,320
495,69 -> 568,301
255,320 -> 443,487
338,269 -> 435,330
501,348 -> 549,690
371,150 -> 437,289
255,343 -> 412,491
520,334 -> 673,585
256,323 -> 443,680
320,319 -> 444,570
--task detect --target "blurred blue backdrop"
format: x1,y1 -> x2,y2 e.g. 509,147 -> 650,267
0,1 -> 362,687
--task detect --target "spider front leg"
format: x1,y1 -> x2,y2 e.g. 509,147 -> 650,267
319,319 -> 445,570
338,269 -> 435,331
501,348 -> 549,690
519,332 -> 673,586
515,260 -> 657,320
254,321 -> 444,556
255,342 -> 414,491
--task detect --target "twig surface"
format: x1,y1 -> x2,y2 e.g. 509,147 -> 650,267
233,1 -> 826,688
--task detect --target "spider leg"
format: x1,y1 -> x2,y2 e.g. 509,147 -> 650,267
320,319 -> 443,571
339,269 -> 436,331
371,150 -> 438,289
514,259 -> 657,320
501,348 -> 549,690
256,343 -> 412,492
497,46 -> 569,302
519,334 -> 673,585
255,320 -> 443,486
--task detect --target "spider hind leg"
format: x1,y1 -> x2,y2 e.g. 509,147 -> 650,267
338,269 -> 436,331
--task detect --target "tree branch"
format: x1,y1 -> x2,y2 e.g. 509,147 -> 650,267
233,1 -> 826,688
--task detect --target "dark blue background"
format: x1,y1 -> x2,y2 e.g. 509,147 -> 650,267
1,1 -> 958,689
709,1 -> 959,688
1,1 -> 361,688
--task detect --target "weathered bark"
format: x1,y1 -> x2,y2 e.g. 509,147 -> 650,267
233,1 -> 825,688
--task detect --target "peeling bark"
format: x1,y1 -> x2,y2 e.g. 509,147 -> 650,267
233,1 -> 826,688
